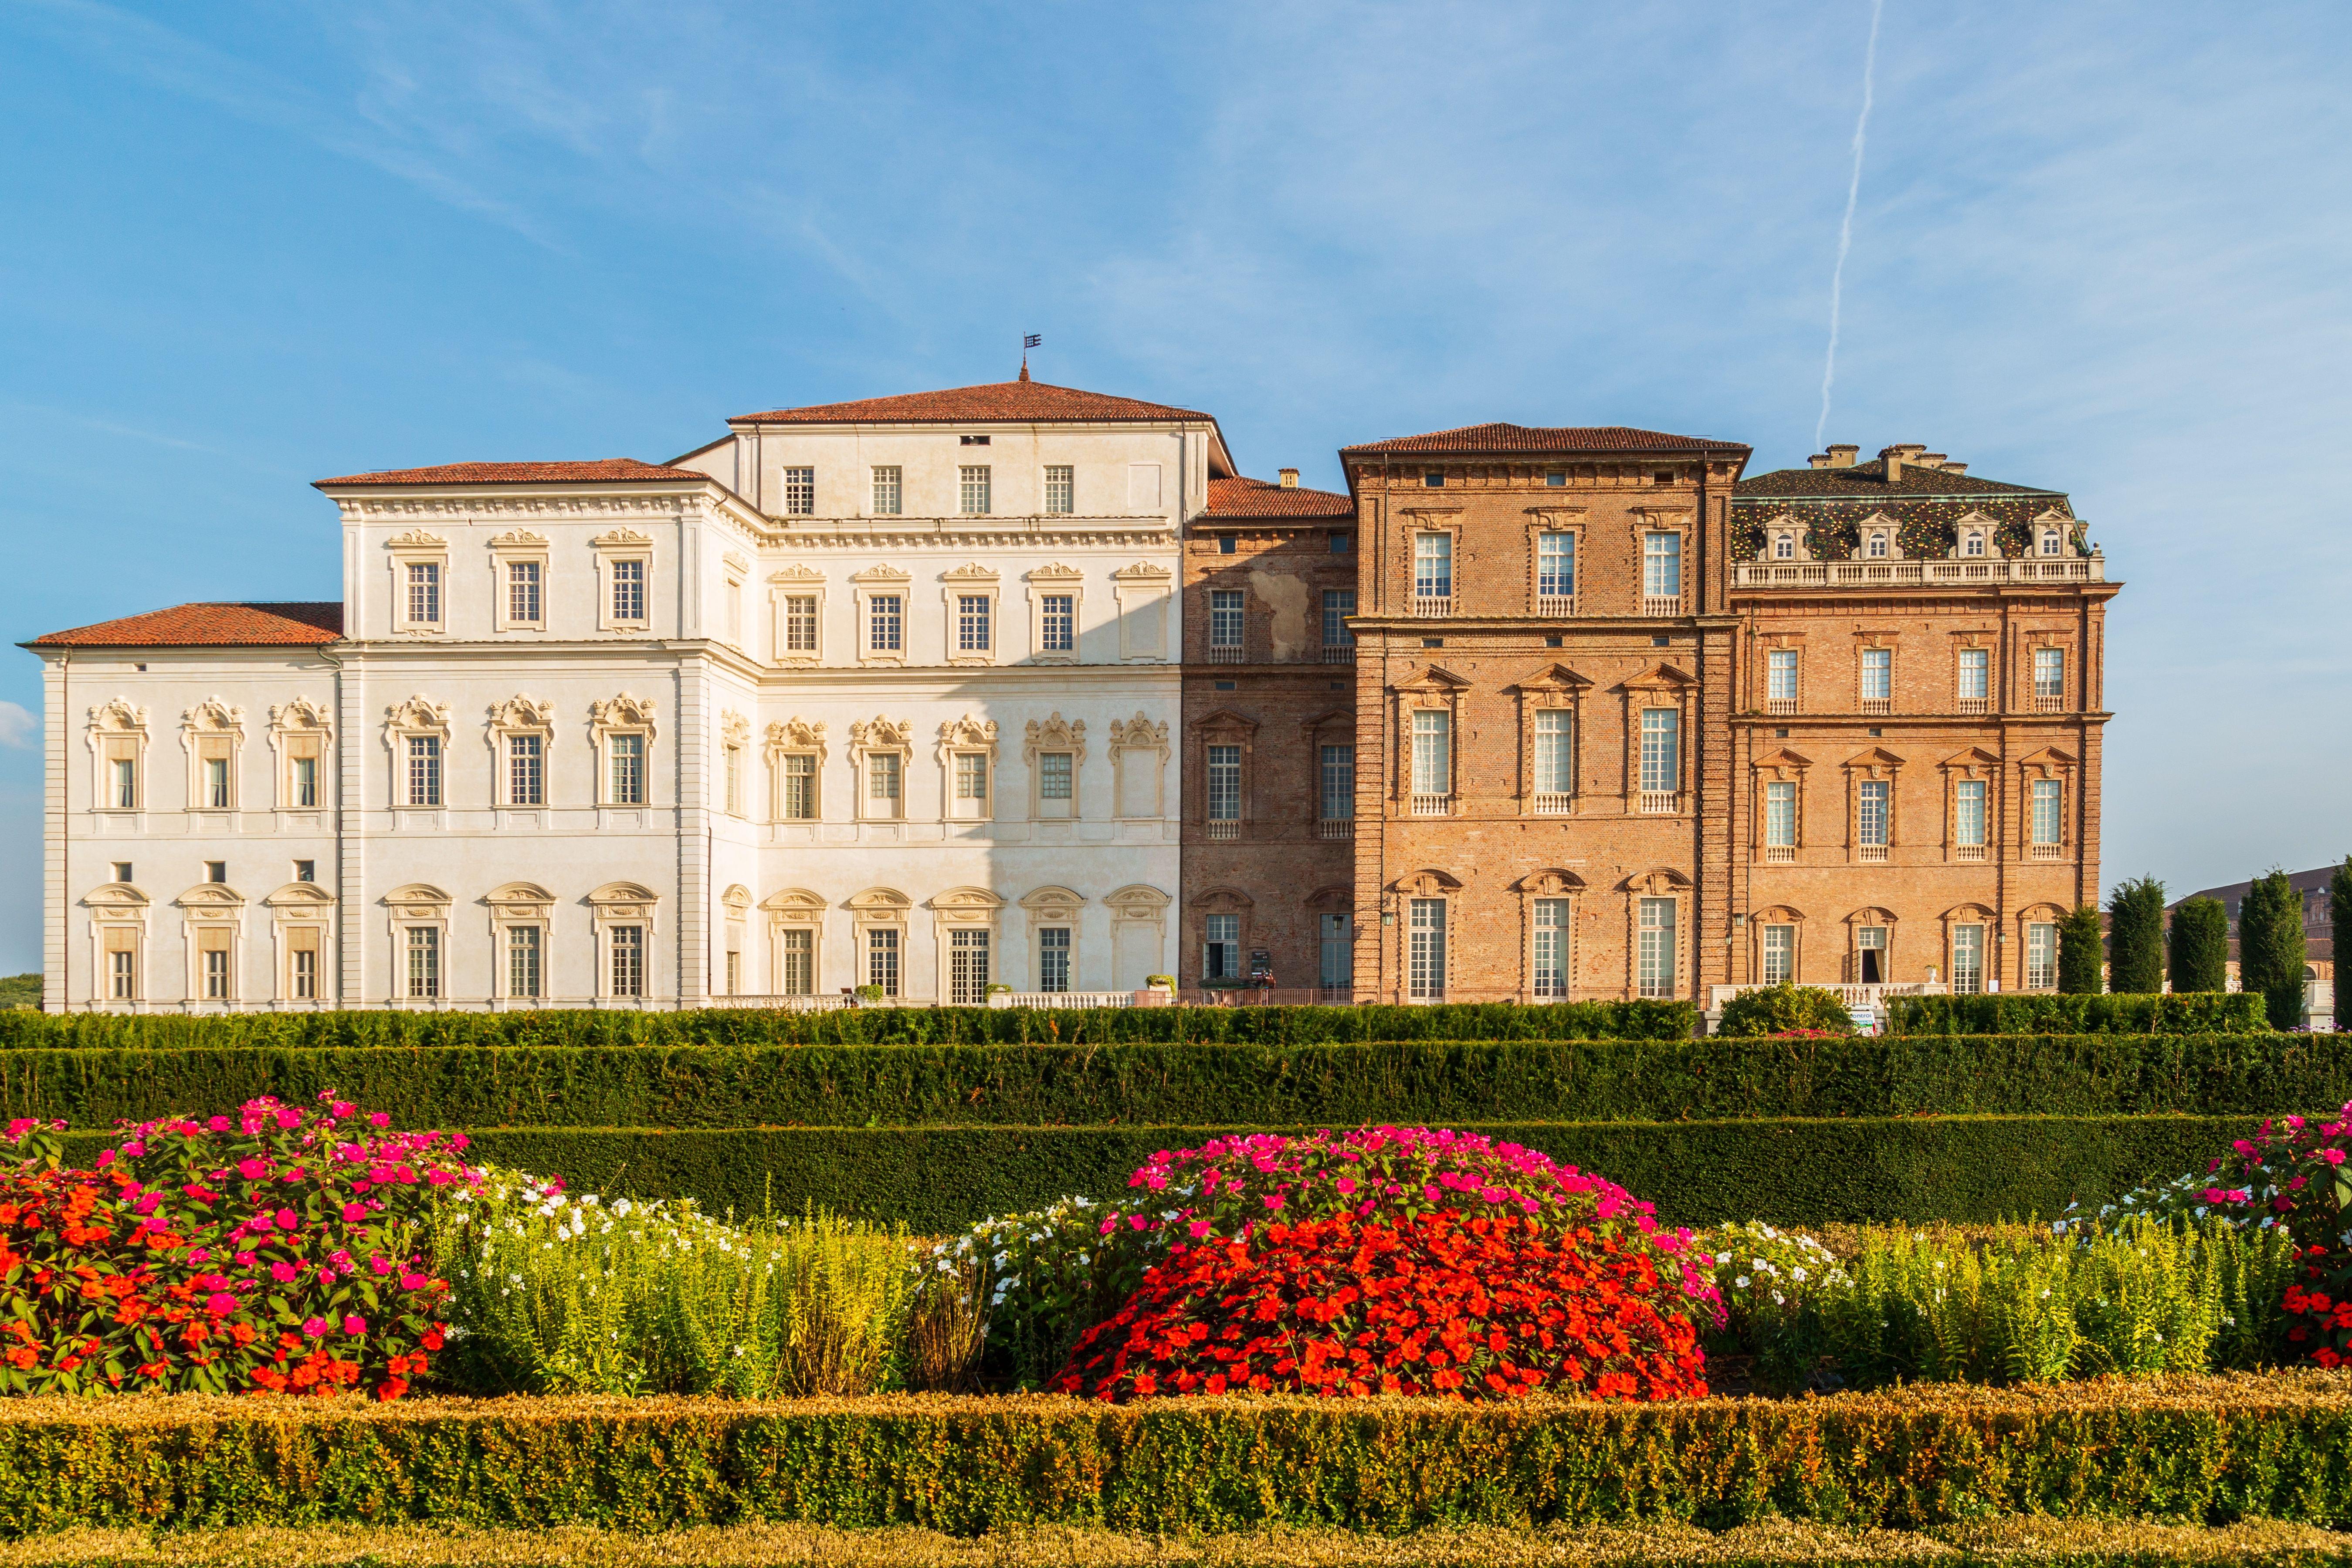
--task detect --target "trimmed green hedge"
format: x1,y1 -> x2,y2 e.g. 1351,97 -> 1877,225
0,1001 -> 1697,1053
52,1114 -> 2255,1232
6,1034 -> 2345,1132
0,1378 -> 2344,1534
1886,993 -> 2266,1036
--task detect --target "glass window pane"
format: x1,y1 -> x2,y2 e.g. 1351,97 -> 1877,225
1322,589 -> 1356,647
1209,589 -> 1244,647
1637,896 -> 1676,997
1533,710 -> 1572,795
1319,745 -> 1354,821
1537,533 -> 1575,598
1410,710 -> 1450,796
1532,898 -> 1569,998
1041,594 -> 1074,652
781,467 -> 815,516
1206,745 -> 1240,820
1639,710 -> 1679,794
1037,927 -> 1071,993
1413,535 -> 1452,598
869,595 -> 902,651
1957,779 -> 1987,847
1858,779 -> 1888,847
1044,465 -> 1074,515
871,466 -> 901,516
1040,752 -> 1074,801
1643,533 -> 1681,598
1764,780 -> 1797,846
1862,647 -> 1891,701
1409,898 -> 1446,999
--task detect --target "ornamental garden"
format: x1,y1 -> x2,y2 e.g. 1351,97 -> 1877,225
0,991 -> 2348,1567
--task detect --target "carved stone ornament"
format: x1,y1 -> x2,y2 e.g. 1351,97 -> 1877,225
940,562 -> 1000,582
849,716 -> 914,752
88,697 -> 149,734
589,694 -> 657,732
766,718 -> 828,756
488,530 -> 550,549
488,695 -> 556,730
1108,713 -> 1167,754
384,529 -> 448,550
769,564 -> 826,583
182,697 -> 246,734
852,563 -> 912,583
1110,561 -> 1172,581
1105,884 -> 1172,920
385,696 -> 452,733
591,528 -> 654,548
721,710 -> 752,747
937,715 -> 1000,756
1023,712 -> 1086,759
269,697 -> 333,738
1027,562 -> 1084,582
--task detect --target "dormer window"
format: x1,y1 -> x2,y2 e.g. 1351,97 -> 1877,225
1772,532 -> 1796,560
1964,530 -> 1986,558
2040,528 -> 2062,556
1867,531 -> 1889,558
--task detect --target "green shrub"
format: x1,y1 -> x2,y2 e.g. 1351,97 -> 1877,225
1884,992 -> 2265,1035
2240,871 -> 2310,1031
1713,985 -> 1855,1037
2170,897 -> 2231,994
2109,878 -> 2169,995
2060,905 -> 2107,994
0,1377 -> 2346,1533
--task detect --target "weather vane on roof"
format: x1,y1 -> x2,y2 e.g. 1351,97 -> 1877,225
1021,333 -> 1041,381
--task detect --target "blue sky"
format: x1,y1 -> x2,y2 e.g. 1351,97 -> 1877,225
2,0 -> 2347,972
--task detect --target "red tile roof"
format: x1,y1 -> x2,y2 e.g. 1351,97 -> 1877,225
1341,423 -> 1749,456
29,602 -> 344,648
733,379 -> 1213,425
314,458 -> 706,487
1205,476 -> 1356,519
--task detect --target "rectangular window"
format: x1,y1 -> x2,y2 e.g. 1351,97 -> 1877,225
1319,744 -> 1354,822
1637,896 -> 1677,997
1959,647 -> 1990,702
725,949 -> 740,996
1857,779 -> 1889,847
1857,924 -> 1887,984
292,754 -> 319,809
1038,751 -> 1074,809
610,926 -> 644,998
1761,924 -> 1794,984
727,579 -> 742,644
508,733 -> 544,806
871,466 -> 901,516
1642,533 -> 1681,601
1205,745 -> 1240,821
1040,593 -> 1075,653
1413,534 -> 1452,599
784,596 -> 819,654
1956,779 -> 1988,848
868,594 -> 902,652
2033,647 -> 2066,701
1410,710 -> 1451,798
407,562 -> 441,625
1639,709 -> 1679,796
508,561 -> 542,625
1537,532 -> 1575,599
112,756 -> 137,809
1209,589 -> 1244,649
1043,465 -> 1074,515
867,928 -> 900,996
781,467 -> 815,517
1532,899 -> 1569,999
406,735 -> 442,807
609,733 -> 645,806
202,947 -> 229,1001
949,929 -> 990,1005
779,928 -> 813,996
2031,778 -> 2063,845
955,752 -> 989,803
293,860 -> 315,882
957,594 -> 991,653
782,753 -> 817,820
1408,898 -> 1447,1000
725,745 -> 743,816
1533,710 -> 1573,798
959,465 -> 992,515
1952,924 -> 1985,995
1767,648 -> 1798,704
112,862 -> 133,883
205,861 -> 227,884
1322,589 -> 1356,648
1037,928 -> 1071,993
1204,913 -> 1239,980
612,558 -> 645,622
508,925 -> 542,999
110,948 -> 136,1000
1861,647 -> 1891,703
868,752 -> 902,811
406,926 -> 440,1000
1319,913 -> 1352,989
2026,922 -> 2058,990
204,756 -> 231,809
1763,780 -> 1797,847
291,945 -> 318,1001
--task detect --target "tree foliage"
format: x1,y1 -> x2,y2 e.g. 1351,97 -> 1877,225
2057,906 -> 2106,995
2237,870 -> 2308,1030
2168,899 -> 2230,995
2105,879 -> 2167,996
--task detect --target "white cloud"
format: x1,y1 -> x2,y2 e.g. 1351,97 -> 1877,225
0,704 -> 34,751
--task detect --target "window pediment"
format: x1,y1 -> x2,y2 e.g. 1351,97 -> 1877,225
1513,868 -> 1586,896
1391,664 -> 1471,695
760,887 -> 827,921
844,887 -> 911,914
88,698 -> 149,735
1111,561 -> 1172,581
1844,906 -> 1899,926
1389,868 -> 1463,896
269,698 -> 332,738
84,884 -> 149,910
1941,902 -> 1996,921
940,562 -> 1000,583
1753,746 -> 1813,775
849,716 -> 914,754
383,883 -> 451,909
1109,713 -> 1168,754
1617,662 -> 1696,692
1842,746 -> 1905,775
386,697 -> 451,735
588,882 -> 658,914
488,695 -> 555,731
182,698 -> 246,735
591,528 -> 653,549
1511,664 -> 1591,695
1941,745 -> 2003,772
1023,713 -> 1087,758
769,564 -> 825,583
1188,884 -> 1257,911
937,715 -> 1000,757
263,883 -> 336,909
1106,884 -> 1172,919
721,711 -> 752,748
484,882 -> 556,915
1617,867 -> 1692,894
589,694 -> 657,736
1026,562 -> 1084,582
2017,745 -> 2077,775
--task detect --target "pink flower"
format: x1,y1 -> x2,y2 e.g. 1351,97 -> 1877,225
276,1109 -> 302,1130
271,1262 -> 299,1284
238,1159 -> 270,1181
1335,1177 -> 1356,1196
205,1293 -> 238,1316
121,1140 -> 146,1158
2320,1149 -> 2348,1166
275,1209 -> 299,1231
342,1314 -> 366,1337
342,1203 -> 368,1222
400,1272 -> 427,1291
331,1101 -> 355,1118
189,1250 -> 211,1263
233,1252 -> 256,1267
207,1117 -> 231,1133
369,1256 -> 395,1276
303,1316 -> 329,1338
368,1113 -> 392,1129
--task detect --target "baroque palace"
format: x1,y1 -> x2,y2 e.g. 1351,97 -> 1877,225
27,377 -> 2113,1011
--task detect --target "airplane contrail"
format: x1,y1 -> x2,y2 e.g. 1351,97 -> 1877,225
1817,0 -> 1886,454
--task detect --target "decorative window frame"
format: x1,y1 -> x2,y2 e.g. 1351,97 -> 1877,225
1952,512 -> 1993,560
1843,906 -> 1900,985
1751,747 -> 1812,862
587,881 -> 660,1004
1513,868 -> 1585,1002
485,695 -> 556,812
2023,631 -> 2074,711
1617,663 -> 1696,813
483,881 -> 554,1003
1187,884 -> 1257,986
845,887 -> 912,996
2016,901 -> 2068,992
937,715 -> 1000,823
1386,868 -> 1461,1003
1748,903 -> 1807,986
852,564 -> 913,667
83,882 -> 149,1006
591,528 -> 655,635
263,880 -> 335,1005
386,530 -> 449,636
1858,514 -> 1901,562
1305,885 -> 1356,992
1108,712 -> 1169,821
720,710 -> 752,819
1399,508 -> 1463,612
383,697 -> 452,812
765,718 -> 828,823
1509,664 -> 1588,814
1756,632 -> 1805,715
1938,902 -> 1998,992
1951,630 -> 1997,712
1190,708 -> 1254,828
1018,886 -> 1085,991
86,697 -> 150,816
1841,746 -> 1905,862
1765,516 -> 1806,563
848,716 -> 914,822
2031,509 -> 2079,559
769,566 -> 827,668
1298,709 -> 1354,827
267,698 -> 333,816
761,887 -> 828,996
929,886 -> 1006,1002
1854,631 -> 1898,711
940,563 -> 1002,667
174,881 -> 246,1006
2017,745 -> 2078,857
488,530 -> 550,633
1522,508 -> 1586,614
1620,867 -> 1691,1000
1389,665 -> 1470,809
383,883 -> 452,1008
588,695 -> 657,812
1940,746 -> 2002,863
1631,508 -> 1694,614
1110,562 -> 1174,662
718,883 -> 751,997
1024,563 -> 1084,665
1024,712 -> 1089,821
181,697 -> 247,816
1105,884 -> 1172,987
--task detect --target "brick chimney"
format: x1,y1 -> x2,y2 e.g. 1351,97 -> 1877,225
1879,444 -> 1926,483
1915,454 -> 1948,470
1807,453 -> 1832,469
1941,461 -> 1967,477
1278,468 -> 1299,488
1825,444 -> 1860,468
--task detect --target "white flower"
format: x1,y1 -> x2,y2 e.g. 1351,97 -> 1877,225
1734,1276 -> 1750,1289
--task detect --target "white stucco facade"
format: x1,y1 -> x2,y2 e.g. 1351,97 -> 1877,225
33,386 -> 1214,1010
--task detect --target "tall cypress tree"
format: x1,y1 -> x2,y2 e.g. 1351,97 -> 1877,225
2169,897 -> 2230,993
2106,877 -> 2166,994
2057,904 -> 2105,994
2238,869 -> 2308,1030
2332,857 -> 2352,1030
